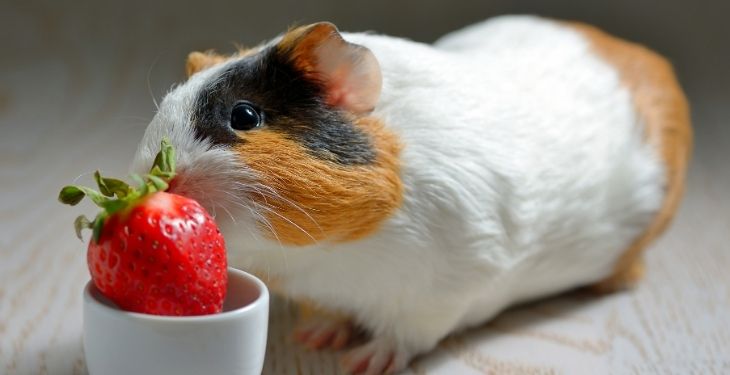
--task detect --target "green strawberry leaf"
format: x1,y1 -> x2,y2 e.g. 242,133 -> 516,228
60,137 -> 178,242
59,186 -> 87,205
106,178 -> 133,198
73,215 -> 93,240
151,138 -> 176,178
95,171 -> 132,198
94,171 -> 113,197
59,185 -> 110,207
149,165 -> 173,180
130,174 -> 148,196
146,174 -> 169,192
100,199 -> 129,215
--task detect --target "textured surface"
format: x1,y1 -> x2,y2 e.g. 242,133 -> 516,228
1,2 -> 729,374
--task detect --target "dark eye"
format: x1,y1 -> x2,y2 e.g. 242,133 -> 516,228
230,101 -> 262,131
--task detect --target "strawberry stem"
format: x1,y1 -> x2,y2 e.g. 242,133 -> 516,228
59,138 -> 177,243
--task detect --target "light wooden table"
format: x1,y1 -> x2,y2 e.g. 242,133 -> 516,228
2,3 -> 729,374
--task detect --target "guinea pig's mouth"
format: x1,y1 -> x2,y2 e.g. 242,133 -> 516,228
166,176 -> 203,209
162,159 -> 263,225
136,139 -> 265,230
165,171 -> 216,216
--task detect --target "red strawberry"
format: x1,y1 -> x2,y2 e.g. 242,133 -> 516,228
59,139 -> 227,316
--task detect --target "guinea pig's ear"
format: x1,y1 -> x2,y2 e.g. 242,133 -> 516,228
277,22 -> 382,114
185,51 -> 227,77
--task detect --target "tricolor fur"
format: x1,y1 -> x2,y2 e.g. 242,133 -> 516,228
132,15 -> 691,373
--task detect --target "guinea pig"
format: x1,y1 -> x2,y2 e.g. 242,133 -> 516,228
132,15 -> 691,374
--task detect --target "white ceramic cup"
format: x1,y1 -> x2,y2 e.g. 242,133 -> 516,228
83,267 -> 269,375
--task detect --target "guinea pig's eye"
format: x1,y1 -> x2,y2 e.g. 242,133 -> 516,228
230,101 -> 262,131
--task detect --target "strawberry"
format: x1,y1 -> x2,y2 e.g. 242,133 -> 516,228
59,139 -> 227,316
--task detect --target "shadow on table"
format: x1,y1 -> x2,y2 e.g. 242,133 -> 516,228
263,287 -> 626,374
409,289 -> 622,374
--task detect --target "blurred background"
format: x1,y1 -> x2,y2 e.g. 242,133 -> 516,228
2,0 -> 729,141
1,0 -> 728,374
1,0 -> 727,172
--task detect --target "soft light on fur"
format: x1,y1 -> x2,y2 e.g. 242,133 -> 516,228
133,16 -> 690,374
565,21 -> 692,291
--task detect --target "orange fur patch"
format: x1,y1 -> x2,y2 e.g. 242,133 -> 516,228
235,116 -> 403,246
185,24 -> 334,79
185,51 -> 229,77
277,23 -> 341,79
565,22 -> 693,291
185,48 -> 257,77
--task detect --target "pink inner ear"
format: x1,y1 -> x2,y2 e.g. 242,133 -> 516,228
325,67 -> 351,108
313,38 -> 382,114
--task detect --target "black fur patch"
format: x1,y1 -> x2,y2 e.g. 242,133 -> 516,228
190,46 -> 376,165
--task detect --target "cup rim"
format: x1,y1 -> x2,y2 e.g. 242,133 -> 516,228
83,267 -> 269,323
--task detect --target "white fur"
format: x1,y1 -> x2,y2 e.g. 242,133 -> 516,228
133,15 -> 665,367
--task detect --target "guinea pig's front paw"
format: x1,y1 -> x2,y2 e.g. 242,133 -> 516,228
340,337 -> 412,375
293,314 -> 356,350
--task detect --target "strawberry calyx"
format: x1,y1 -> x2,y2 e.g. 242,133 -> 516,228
59,138 -> 177,243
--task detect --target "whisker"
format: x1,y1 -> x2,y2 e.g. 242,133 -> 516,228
217,190 -> 285,248
251,204 -> 291,278
218,203 -> 237,225
221,196 -> 290,278
256,203 -> 319,244
198,189 -> 217,218
72,171 -> 95,184
234,181 -> 323,233
147,52 -> 164,111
